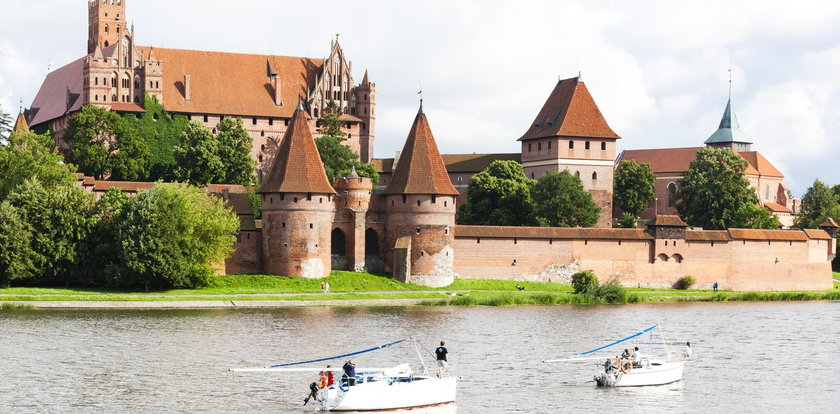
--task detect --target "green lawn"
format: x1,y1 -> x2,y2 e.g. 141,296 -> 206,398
1,271 -> 838,305
833,272 -> 840,288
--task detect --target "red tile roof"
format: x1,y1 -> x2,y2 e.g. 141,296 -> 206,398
258,108 -> 335,194
685,230 -> 731,242
820,217 -> 839,228
454,225 -> 653,240
803,229 -> 833,240
727,229 -> 808,241
651,215 -> 687,226
619,147 -> 784,178
13,112 -> 29,132
373,153 -> 522,174
763,202 -> 791,213
110,103 -> 146,113
519,77 -> 620,141
136,47 -> 323,119
383,109 -> 459,195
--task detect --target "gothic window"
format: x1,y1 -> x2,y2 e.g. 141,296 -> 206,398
95,78 -> 98,86
112,95 -> 117,102
117,26 -> 120,34
668,182 -> 677,207
105,25 -> 109,34
592,172 -> 598,180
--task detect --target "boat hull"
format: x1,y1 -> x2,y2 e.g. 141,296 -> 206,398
318,376 -> 457,411
595,361 -> 684,387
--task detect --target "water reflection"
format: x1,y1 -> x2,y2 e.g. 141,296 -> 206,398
1,302 -> 839,413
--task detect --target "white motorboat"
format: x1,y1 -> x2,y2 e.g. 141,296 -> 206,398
316,363 -> 456,411
544,324 -> 687,387
231,338 -> 457,411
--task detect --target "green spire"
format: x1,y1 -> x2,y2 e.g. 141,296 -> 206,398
704,97 -> 752,145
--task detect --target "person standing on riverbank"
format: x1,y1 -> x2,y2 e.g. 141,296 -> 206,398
713,282 -> 718,292
435,341 -> 448,377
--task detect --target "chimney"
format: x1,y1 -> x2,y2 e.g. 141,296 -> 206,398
184,75 -> 191,102
273,76 -> 282,106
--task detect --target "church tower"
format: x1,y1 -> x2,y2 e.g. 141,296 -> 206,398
704,96 -> 752,152
518,77 -> 620,227
355,70 -> 376,163
88,0 -> 127,54
259,103 -> 336,278
382,104 -> 459,287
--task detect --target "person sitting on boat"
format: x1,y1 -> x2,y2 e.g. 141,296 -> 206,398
318,366 -> 335,389
342,360 -> 357,386
682,342 -> 692,358
435,341 -> 448,377
632,347 -> 643,368
620,349 -> 631,359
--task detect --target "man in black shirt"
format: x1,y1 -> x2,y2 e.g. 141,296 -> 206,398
435,341 -> 448,377
342,360 -> 356,386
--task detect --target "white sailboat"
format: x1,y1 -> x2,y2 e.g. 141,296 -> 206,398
544,325 -> 687,387
231,338 -> 457,411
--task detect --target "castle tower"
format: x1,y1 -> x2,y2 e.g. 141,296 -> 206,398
258,103 -> 336,278
518,77 -> 620,227
143,48 -> 164,105
83,47 -> 113,106
355,70 -> 376,163
704,95 -> 752,152
382,104 -> 459,287
333,167 -> 374,272
88,0 -> 127,54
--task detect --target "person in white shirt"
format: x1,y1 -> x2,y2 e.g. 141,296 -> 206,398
682,342 -> 692,358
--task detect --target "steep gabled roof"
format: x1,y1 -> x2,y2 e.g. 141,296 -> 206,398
258,106 -> 335,194
383,107 -> 459,195
13,111 -> 29,132
739,151 -> 783,178
29,57 -> 86,127
619,147 -> 784,178
135,47 -> 324,118
705,98 -> 753,145
519,77 -> 620,141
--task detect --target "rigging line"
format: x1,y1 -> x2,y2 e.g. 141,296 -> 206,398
577,325 -> 658,356
267,338 -> 409,368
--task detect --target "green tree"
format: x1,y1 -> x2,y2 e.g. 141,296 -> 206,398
65,105 -> 149,180
676,148 -> 771,230
614,160 -> 655,227
0,202 -> 34,287
318,100 -> 344,138
0,105 -> 12,141
7,179 -> 96,284
123,95 -> 190,180
77,188 -> 131,286
0,129 -> 75,202
794,179 -> 840,229
315,135 -> 379,185
173,121 -> 225,186
533,170 -> 600,227
216,117 -> 256,185
732,203 -> 781,229
115,184 -> 239,289
571,270 -> 599,294
457,160 -> 538,226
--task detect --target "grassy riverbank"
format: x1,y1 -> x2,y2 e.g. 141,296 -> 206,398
1,271 -> 838,308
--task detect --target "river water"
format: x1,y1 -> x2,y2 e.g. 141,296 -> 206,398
1,302 -> 839,413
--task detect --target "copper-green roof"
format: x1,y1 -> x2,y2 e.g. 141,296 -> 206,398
705,98 -> 752,145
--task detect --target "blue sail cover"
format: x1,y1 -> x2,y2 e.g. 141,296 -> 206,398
268,339 -> 408,368
578,325 -> 657,356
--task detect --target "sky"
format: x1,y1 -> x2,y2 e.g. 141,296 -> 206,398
2,0 -> 839,196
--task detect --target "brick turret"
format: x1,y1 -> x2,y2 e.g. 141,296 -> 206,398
259,104 -> 336,278
334,167 -> 374,272
383,104 -> 459,287
88,0 -> 126,54
355,70 -> 376,163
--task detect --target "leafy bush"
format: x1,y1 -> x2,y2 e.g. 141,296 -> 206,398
674,275 -> 696,290
571,270 -> 599,294
595,279 -> 627,304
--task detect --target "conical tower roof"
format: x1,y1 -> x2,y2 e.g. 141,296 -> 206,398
12,111 -> 29,133
705,98 -> 752,145
519,77 -> 620,141
361,70 -> 370,86
258,106 -> 335,194
383,106 -> 458,195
